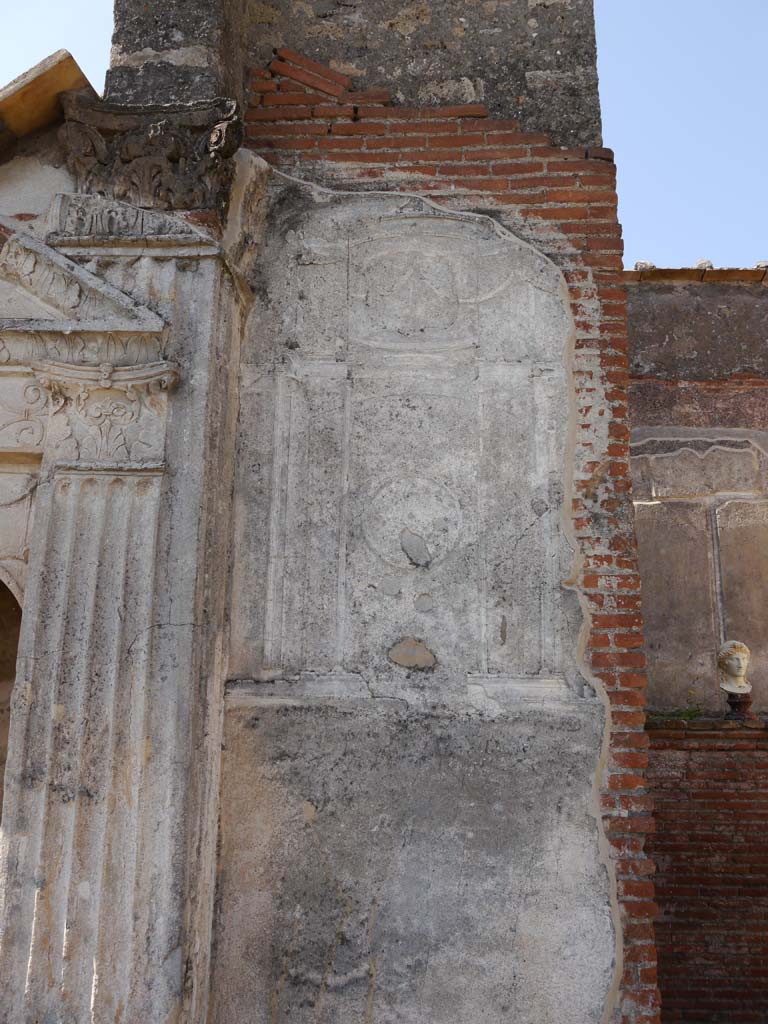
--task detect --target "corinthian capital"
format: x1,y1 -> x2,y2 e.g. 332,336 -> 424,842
58,90 -> 243,211
32,359 -> 179,465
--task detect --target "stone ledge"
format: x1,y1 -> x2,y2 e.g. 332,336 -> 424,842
625,267 -> 768,284
646,715 -> 768,746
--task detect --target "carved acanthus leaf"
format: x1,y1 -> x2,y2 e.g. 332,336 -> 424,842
58,91 -> 243,212
0,331 -> 164,368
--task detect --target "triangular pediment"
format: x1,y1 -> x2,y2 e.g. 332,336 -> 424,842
0,220 -> 165,334
0,273 -> 62,318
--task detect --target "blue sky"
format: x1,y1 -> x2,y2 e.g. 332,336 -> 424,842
595,0 -> 768,268
1,1 -> 766,269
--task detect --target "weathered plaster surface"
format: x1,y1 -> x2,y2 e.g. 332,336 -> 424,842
213,696 -> 613,1024
244,0 -> 601,145
0,133 -> 74,220
628,282 -> 768,713
0,156 -> 74,219
229,186 -> 584,692
632,435 -> 768,712
215,182 -> 615,1021
628,282 -> 768,381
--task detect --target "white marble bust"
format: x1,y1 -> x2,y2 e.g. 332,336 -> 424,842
717,640 -> 752,695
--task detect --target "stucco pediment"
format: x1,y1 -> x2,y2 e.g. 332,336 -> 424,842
0,219 -> 165,334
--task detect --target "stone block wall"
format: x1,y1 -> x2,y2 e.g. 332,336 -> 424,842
646,719 -> 768,1023
236,49 -> 660,1024
106,0 -> 250,105
243,0 -> 601,146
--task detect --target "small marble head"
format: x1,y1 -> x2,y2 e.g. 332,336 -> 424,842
717,640 -> 751,692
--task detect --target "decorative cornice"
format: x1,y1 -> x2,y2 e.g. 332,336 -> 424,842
32,359 -> 179,398
0,225 -> 167,368
625,267 -> 768,285
0,332 -> 165,369
58,90 -> 243,211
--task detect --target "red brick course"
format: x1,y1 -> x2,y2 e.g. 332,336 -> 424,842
245,49 -> 660,1024
647,720 -> 768,1023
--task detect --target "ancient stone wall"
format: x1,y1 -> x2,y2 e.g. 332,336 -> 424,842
107,0 -> 249,106
628,272 -> 768,430
646,718 -> 768,1023
207,49 -> 661,1024
627,273 -> 768,713
219,186 -> 614,1023
103,0 -> 601,143
243,0 -> 601,146
0,1 -> 673,1019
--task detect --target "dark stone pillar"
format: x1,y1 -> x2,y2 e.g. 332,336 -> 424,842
105,0 -> 247,107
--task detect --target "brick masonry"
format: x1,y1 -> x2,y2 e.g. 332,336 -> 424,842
647,719 -> 768,1023
244,48 -> 661,1024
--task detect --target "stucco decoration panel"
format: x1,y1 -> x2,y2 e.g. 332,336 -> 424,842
0,368 -> 47,601
231,192 -> 581,695
631,435 -> 768,711
219,188 -> 612,1024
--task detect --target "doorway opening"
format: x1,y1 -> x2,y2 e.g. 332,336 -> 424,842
0,580 -> 22,820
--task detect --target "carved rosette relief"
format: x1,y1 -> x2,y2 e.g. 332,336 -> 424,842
362,476 -> 463,569
32,360 -> 179,464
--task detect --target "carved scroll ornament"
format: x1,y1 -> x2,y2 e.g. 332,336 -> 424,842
0,378 -> 47,448
32,359 -> 179,463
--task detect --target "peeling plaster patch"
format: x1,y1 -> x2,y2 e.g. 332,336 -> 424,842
249,0 -> 281,23
416,77 -> 484,104
381,2 -> 431,37
379,577 -> 403,597
329,60 -> 365,79
110,44 -> 219,69
387,638 -> 436,670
